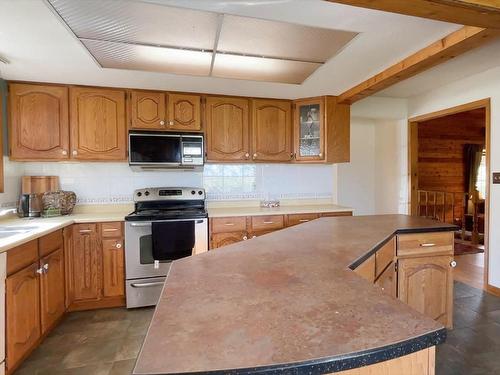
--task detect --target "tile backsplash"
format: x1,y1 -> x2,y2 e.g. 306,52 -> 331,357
0,158 -> 335,206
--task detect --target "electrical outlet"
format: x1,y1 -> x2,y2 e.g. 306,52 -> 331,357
493,173 -> 500,184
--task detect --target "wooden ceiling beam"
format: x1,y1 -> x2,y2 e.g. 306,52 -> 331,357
325,0 -> 500,29
338,26 -> 499,104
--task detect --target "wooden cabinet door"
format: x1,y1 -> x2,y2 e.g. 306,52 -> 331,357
167,93 -> 201,131
9,83 -> 69,160
102,238 -> 125,298
293,98 -> 325,162
210,232 -> 248,250
40,248 -> 65,334
6,263 -> 41,371
72,225 -> 101,301
251,99 -> 292,161
70,87 -> 127,160
398,255 -> 453,328
130,90 -> 167,130
375,261 -> 397,298
205,97 -> 250,161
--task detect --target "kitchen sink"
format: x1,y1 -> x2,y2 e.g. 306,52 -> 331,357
0,225 -> 40,239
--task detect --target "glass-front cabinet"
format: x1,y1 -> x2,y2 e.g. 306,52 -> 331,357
293,98 -> 325,161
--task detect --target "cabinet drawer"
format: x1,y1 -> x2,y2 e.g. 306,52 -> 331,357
353,254 -> 375,283
397,232 -> 453,257
287,213 -> 319,227
211,217 -> 247,234
375,238 -> 395,278
7,240 -> 39,276
74,223 -> 97,235
100,222 -> 123,238
320,211 -> 352,217
250,215 -> 284,231
39,230 -> 63,257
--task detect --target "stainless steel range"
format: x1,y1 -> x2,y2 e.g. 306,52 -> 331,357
125,187 -> 208,308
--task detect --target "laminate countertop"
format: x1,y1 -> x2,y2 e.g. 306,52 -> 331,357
207,204 -> 352,218
134,214 -> 456,375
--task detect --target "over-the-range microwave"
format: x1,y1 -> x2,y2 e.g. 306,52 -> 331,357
128,131 -> 204,170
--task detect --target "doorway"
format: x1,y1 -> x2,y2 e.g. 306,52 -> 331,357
408,99 -> 490,291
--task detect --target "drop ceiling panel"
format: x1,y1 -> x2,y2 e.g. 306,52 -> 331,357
212,53 -> 321,84
82,39 -> 212,76
217,15 -> 358,63
49,0 -> 219,50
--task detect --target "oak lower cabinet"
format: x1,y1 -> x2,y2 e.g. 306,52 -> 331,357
211,232 -> 248,249
69,87 -> 127,160
398,255 -> 454,328
205,97 -> 250,161
375,261 -> 397,298
251,99 -> 292,162
67,222 -> 125,311
9,83 -> 70,160
6,263 -> 41,373
5,231 -> 65,374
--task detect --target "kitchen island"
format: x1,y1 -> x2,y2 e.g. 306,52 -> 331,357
134,215 -> 456,375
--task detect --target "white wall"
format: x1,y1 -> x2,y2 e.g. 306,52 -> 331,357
407,65 -> 500,288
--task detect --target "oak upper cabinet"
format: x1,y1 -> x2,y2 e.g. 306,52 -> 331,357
398,255 -> 454,328
130,90 -> 167,130
39,248 -> 65,334
69,87 -> 127,160
205,97 -> 250,161
166,93 -> 201,131
9,83 -> 70,160
71,224 -> 101,302
292,96 -> 350,163
251,99 -> 292,162
293,98 -> 325,162
6,263 -> 41,372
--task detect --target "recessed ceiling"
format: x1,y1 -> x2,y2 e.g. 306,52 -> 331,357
47,0 -> 358,84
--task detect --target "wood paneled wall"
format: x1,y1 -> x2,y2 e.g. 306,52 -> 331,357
418,108 -> 485,193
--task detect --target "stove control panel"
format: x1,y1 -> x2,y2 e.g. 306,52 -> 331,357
134,187 -> 205,202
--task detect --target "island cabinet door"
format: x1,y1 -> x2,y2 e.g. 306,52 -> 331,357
130,90 -> 167,130
39,248 -> 65,335
398,255 -> 454,328
375,261 -> 397,298
6,263 -> 41,372
205,97 -> 250,161
9,83 -> 70,160
71,224 -> 102,302
251,99 -> 292,162
69,87 -> 127,161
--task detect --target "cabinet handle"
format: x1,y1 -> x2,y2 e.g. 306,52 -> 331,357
35,267 -> 44,275
243,236 -> 248,240
419,243 -> 436,247
253,153 -> 257,159
245,153 -> 250,159
43,263 -> 49,273
79,229 -> 93,233
131,282 -> 164,288
116,243 -> 122,249
319,152 -> 323,158
159,120 -> 165,126
252,235 -> 257,239
263,221 -> 274,224
103,228 -> 118,232
299,219 -> 310,222
450,260 -> 457,268
72,150 -> 78,156
224,223 -> 235,226
169,120 -> 174,126
62,150 -> 68,155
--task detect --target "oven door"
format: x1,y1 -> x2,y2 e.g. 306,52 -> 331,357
125,218 -> 208,280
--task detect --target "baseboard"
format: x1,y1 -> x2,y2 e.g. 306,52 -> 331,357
487,284 -> 500,297
67,296 -> 126,312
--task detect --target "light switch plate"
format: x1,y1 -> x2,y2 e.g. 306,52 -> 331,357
493,172 -> 500,184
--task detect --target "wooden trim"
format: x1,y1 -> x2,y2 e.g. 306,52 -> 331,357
338,27 -> 498,104
487,284 -> 500,297
67,296 -> 125,312
407,98 -> 491,291
325,0 -> 500,29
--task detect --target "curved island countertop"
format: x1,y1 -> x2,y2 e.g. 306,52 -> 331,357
134,215 -> 456,375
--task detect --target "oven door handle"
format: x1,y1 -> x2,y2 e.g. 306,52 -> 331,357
130,281 -> 164,288
129,222 -> 153,227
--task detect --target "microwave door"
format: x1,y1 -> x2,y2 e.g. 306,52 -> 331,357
129,134 -> 181,166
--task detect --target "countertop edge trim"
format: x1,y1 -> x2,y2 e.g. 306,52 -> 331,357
134,328 -> 446,375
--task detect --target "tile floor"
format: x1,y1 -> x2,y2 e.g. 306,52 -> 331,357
14,282 -> 500,375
